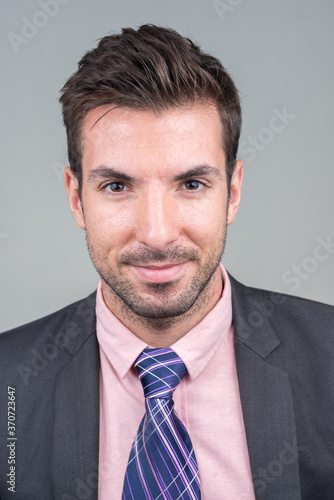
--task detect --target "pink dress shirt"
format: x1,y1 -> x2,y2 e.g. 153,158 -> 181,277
96,264 -> 255,499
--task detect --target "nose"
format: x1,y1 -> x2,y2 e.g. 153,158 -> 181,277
135,188 -> 180,251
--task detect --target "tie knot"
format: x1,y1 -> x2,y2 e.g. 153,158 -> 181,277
135,348 -> 187,399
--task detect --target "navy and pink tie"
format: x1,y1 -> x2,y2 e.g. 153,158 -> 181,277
122,347 -> 201,499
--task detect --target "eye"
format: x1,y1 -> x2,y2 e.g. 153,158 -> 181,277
183,180 -> 205,191
104,182 -> 127,193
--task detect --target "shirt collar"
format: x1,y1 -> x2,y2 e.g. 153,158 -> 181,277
96,286 -> 147,379
96,264 -> 232,380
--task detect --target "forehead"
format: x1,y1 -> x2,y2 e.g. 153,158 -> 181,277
83,103 -> 221,143
81,104 -> 225,174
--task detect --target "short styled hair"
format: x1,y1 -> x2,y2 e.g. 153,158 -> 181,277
59,24 -> 242,196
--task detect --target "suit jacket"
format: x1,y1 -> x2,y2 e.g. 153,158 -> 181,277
0,274 -> 334,499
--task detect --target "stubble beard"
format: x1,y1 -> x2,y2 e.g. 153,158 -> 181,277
86,229 -> 227,330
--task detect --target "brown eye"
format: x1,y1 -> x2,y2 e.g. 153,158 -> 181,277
105,182 -> 125,192
185,180 -> 202,190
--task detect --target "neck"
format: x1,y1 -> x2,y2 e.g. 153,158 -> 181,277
101,269 -> 223,347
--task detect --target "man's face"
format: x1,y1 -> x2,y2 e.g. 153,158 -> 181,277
65,104 -> 242,321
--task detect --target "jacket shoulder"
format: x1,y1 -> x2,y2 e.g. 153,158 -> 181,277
229,273 -> 334,354
1,291 -> 96,338
229,273 -> 334,321
0,291 -> 97,377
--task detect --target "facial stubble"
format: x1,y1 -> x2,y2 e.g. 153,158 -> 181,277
85,219 -> 228,331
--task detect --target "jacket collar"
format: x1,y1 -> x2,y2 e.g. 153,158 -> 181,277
229,273 -> 281,357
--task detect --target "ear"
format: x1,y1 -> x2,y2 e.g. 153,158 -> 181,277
64,166 -> 86,230
227,159 -> 243,225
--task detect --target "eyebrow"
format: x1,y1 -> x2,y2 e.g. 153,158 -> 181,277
173,165 -> 222,182
88,166 -> 134,183
87,164 -> 223,184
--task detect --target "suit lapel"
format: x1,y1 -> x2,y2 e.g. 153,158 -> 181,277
51,293 -> 100,500
230,275 -> 301,499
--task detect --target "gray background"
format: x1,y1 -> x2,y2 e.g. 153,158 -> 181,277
1,0 -> 333,332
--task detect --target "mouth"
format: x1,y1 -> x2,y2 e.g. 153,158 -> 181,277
132,262 -> 186,283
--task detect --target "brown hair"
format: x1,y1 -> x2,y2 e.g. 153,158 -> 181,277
59,24 -> 242,196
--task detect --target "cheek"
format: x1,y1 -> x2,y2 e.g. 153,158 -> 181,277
180,200 -> 227,243
84,201 -> 138,249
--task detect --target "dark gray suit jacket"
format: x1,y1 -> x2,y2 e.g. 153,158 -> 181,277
1,275 -> 334,499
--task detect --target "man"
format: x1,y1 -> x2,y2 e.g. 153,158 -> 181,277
0,24 -> 333,500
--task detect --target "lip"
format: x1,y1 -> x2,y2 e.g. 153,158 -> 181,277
132,262 -> 186,283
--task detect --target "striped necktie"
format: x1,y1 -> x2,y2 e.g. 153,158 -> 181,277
122,347 -> 201,499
